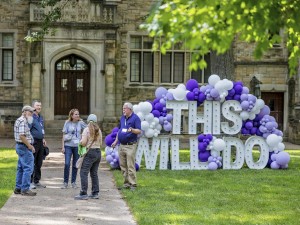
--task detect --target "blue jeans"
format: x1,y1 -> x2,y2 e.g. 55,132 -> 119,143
15,143 -> 34,191
64,146 -> 79,183
80,148 -> 101,195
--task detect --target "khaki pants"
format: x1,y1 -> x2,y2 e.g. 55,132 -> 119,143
119,143 -> 137,187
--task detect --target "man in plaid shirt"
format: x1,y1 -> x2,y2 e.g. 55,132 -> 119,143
13,105 -> 37,196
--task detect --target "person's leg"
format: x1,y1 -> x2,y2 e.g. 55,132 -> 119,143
71,146 -> 79,183
15,146 -> 24,190
127,144 -> 137,187
90,149 -> 101,195
118,145 -> 130,187
33,139 -> 44,184
63,146 -> 72,184
21,147 -> 34,192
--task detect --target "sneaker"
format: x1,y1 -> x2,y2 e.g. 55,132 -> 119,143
34,182 -> 46,188
21,189 -> 37,196
61,182 -> 68,189
74,194 -> 88,200
30,183 -> 36,190
88,194 -> 99,199
117,184 -> 130,190
14,188 -> 21,194
71,182 -> 77,189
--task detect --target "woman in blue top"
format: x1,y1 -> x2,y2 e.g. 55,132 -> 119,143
61,108 -> 86,189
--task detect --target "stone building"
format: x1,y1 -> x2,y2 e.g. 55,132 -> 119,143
0,0 -> 299,143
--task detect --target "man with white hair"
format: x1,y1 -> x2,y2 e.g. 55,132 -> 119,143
111,102 -> 141,191
13,105 -> 37,196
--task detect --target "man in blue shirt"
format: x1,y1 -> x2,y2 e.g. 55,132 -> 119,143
112,102 -> 141,191
29,100 -> 47,188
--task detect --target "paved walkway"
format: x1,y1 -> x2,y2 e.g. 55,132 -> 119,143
0,137 -> 137,225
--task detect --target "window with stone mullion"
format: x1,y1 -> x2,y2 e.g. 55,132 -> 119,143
1,33 -> 14,82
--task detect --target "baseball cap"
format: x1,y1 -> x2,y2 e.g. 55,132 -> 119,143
87,114 -> 97,123
22,105 -> 35,113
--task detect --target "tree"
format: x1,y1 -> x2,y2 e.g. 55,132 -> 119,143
141,0 -> 300,75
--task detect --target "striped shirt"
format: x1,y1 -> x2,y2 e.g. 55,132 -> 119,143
14,115 -> 33,144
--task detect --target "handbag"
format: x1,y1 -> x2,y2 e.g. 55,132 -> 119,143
76,139 -> 95,169
63,133 -> 73,142
78,144 -> 87,157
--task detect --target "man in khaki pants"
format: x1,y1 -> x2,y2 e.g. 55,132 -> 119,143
111,102 -> 141,191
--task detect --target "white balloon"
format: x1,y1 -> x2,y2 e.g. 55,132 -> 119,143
177,83 -> 186,90
240,111 -> 249,120
210,150 -> 220,157
145,129 -> 155,138
141,121 -> 149,131
133,104 -> 140,113
155,123 -> 162,131
145,113 -> 154,122
141,101 -> 153,114
249,112 -> 256,120
277,142 -> 285,151
137,112 -> 145,121
213,139 -> 226,151
255,99 -> 265,109
173,88 -> 186,101
208,74 -> 220,86
153,117 -> 159,125
266,134 -> 281,148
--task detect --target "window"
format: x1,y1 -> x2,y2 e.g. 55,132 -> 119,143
191,53 -> 211,84
1,33 -> 14,82
129,35 -> 211,84
130,36 -> 153,82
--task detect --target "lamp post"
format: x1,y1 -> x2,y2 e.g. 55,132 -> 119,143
250,76 -> 262,98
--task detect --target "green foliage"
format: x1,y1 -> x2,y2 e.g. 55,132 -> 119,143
142,0 -> 300,75
0,149 -> 17,208
24,0 -> 65,42
113,149 -> 300,225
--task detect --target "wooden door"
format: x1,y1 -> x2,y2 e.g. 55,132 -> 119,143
261,92 -> 284,130
55,55 -> 90,115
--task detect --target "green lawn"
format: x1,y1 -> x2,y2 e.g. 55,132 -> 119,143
0,148 -> 17,208
1,148 -> 299,225
113,150 -> 300,225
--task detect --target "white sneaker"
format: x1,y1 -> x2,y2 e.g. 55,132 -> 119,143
61,182 -> 68,189
71,182 -> 78,189
30,183 -> 36,190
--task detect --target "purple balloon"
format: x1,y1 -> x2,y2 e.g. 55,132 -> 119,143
241,128 -> 250,135
106,155 -> 113,163
234,84 -> 243,94
228,88 -> 235,97
166,114 -> 173,122
199,150 -> 210,162
210,88 -> 219,98
135,163 -> 140,171
152,109 -> 160,117
248,94 -> 257,103
198,134 -> 205,142
240,94 -> 248,101
198,142 -> 208,152
155,87 -> 168,98
250,127 -> 257,135
270,161 -> 280,169
105,134 -> 114,146
241,101 -> 250,110
186,91 -> 195,101
154,102 -> 164,111
233,94 -> 241,101
163,122 -> 172,132
206,134 -> 213,141
166,92 -> 174,100
112,127 -> 119,133
198,92 -> 206,103
245,121 -> 253,130
208,162 -> 218,170
276,152 -> 290,166
186,79 -> 199,91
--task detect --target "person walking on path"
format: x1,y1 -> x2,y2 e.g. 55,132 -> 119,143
13,105 -> 37,196
29,100 -> 47,189
111,102 -> 141,191
61,108 -> 87,189
75,114 -> 102,200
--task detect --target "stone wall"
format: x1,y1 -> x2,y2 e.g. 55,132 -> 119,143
0,1 -> 30,136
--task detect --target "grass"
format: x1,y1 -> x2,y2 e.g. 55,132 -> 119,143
0,148 -> 17,208
113,150 -> 300,225
1,147 -> 299,224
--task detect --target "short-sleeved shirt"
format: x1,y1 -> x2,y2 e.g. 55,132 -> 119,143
62,120 -> 87,147
117,113 -> 141,145
81,127 -> 102,149
29,113 -> 45,140
14,115 -> 33,144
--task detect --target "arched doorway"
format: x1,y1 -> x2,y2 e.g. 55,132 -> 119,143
55,54 -> 90,115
